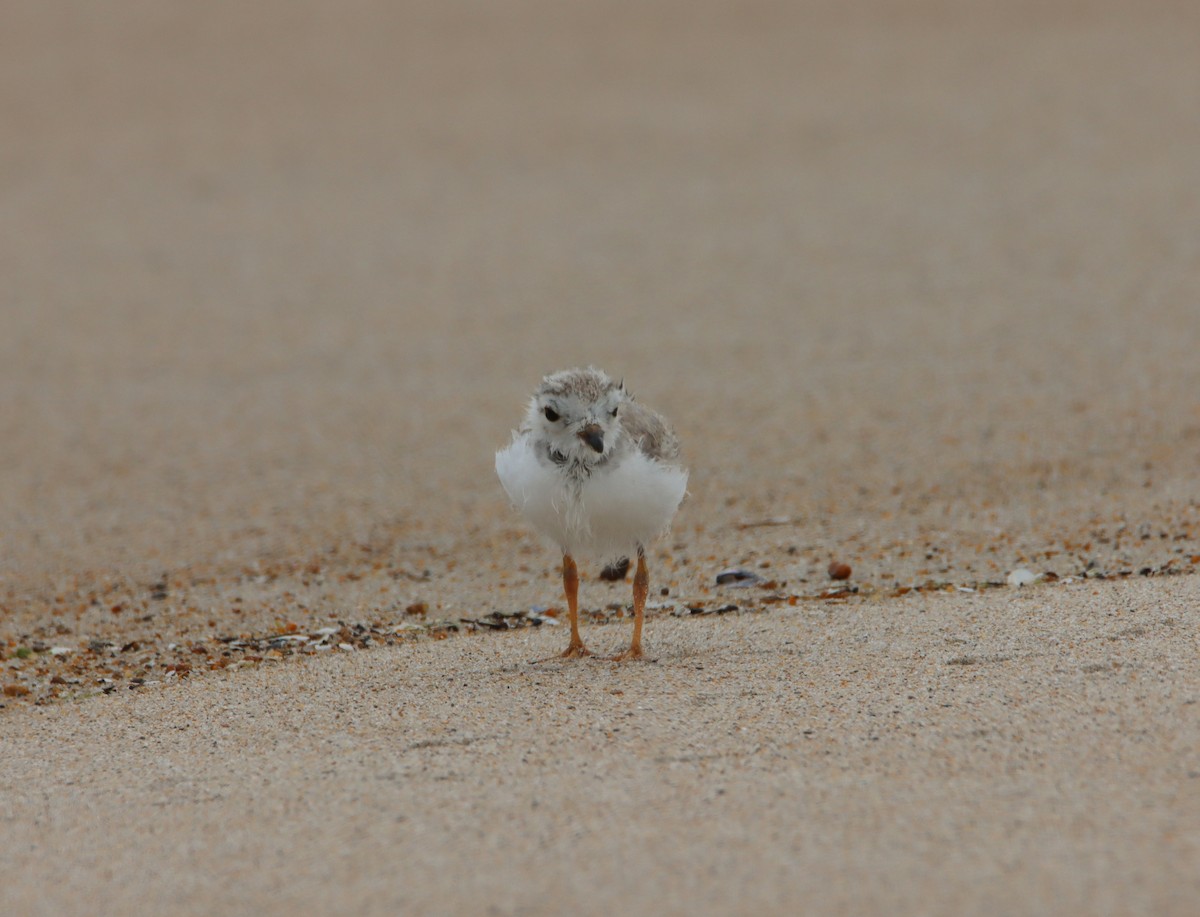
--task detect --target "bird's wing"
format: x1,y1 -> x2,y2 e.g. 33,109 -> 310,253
619,400 -> 680,463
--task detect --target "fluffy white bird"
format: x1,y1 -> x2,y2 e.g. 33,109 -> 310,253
495,368 -> 688,660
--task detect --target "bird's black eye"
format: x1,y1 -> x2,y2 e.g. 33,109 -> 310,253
609,407 -> 618,418
543,406 -> 560,422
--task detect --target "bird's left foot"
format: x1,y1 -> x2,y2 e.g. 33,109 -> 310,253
530,642 -> 591,663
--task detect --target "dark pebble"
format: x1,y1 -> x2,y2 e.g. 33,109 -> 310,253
715,568 -> 761,587
599,558 -> 631,581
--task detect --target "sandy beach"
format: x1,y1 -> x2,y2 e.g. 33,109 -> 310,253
3,2 -> 1199,914
4,578 -> 1198,915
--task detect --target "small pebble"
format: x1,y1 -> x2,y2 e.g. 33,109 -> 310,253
828,562 -> 852,581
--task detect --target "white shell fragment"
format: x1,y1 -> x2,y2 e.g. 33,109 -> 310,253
1007,568 -> 1041,588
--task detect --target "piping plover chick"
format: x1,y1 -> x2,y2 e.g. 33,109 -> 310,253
495,368 -> 688,660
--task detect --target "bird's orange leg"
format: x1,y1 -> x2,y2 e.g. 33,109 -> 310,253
535,554 -> 590,662
531,554 -> 590,663
610,547 -> 648,661
559,553 -> 591,658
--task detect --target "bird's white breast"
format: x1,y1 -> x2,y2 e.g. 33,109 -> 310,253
495,435 -> 687,560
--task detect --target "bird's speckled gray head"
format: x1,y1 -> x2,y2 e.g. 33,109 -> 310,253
525,367 -> 629,470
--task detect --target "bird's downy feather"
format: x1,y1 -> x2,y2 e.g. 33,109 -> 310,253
495,432 -> 687,560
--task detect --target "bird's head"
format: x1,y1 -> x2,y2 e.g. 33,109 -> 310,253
527,368 -> 627,469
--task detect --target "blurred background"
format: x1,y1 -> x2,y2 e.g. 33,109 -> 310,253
3,1 -> 1199,605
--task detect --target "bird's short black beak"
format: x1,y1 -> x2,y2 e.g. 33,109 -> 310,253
578,424 -> 604,454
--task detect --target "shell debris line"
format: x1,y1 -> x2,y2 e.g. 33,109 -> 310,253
4,511 -> 1199,709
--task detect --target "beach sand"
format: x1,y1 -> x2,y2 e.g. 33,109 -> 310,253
4,578 -> 1198,915
2,2 -> 1199,913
